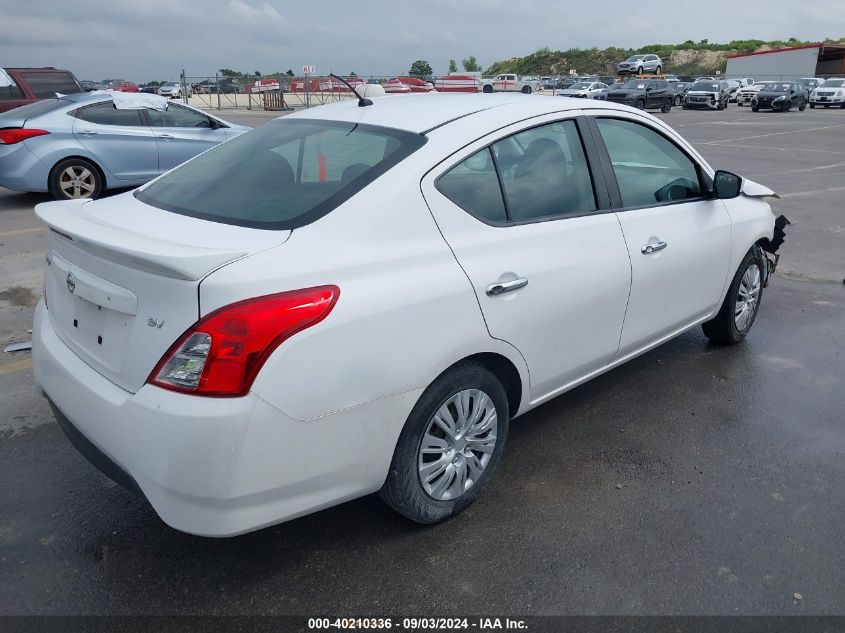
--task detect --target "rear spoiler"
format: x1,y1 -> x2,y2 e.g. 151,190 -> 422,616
35,200 -> 247,281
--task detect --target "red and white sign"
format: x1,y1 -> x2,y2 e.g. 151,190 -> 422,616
302,65 -> 316,74
433,74 -> 481,93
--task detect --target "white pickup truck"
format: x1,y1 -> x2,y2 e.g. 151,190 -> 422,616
482,74 -> 540,94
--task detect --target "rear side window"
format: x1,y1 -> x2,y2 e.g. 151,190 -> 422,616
436,149 -> 506,223
0,98 -> 70,120
437,120 -> 596,224
74,102 -> 146,126
20,71 -> 81,98
135,118 -> 426,229
596,118 -> 701,208
0,84 -> 24,101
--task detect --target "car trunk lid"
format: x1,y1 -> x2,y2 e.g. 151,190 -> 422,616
37,192 -> 290,393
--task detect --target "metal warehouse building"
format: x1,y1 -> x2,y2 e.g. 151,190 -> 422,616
725,44 -> 845,80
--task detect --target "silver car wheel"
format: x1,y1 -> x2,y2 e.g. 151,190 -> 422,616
418,389 -> 498,501
59,166 -> 96,199
735,263 -> 761,331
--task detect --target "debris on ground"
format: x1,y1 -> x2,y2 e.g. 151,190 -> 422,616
4,341 -> 32,353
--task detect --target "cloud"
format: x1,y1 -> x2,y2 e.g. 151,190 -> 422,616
227,0 -> 284,22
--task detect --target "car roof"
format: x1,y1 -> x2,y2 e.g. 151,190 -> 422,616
286,93 -> 635,134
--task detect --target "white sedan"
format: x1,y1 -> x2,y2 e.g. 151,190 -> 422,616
32,94 -> 788,536
557,81 -> 608,98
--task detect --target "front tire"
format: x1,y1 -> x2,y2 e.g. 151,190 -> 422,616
635,98 -> 646,110
380,362 -> 509,524
661,101 -> 672,113
799,99 -> 806,111
702,248 -> 765,345
49,157 -> 103,201
482,84 -> 493,93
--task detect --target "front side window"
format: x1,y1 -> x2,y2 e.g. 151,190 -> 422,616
136,118 -> 426,229
146,104 -> 212,128
20,72 -> 81,98
596,118 -> 701,208
74,102 -> 146,126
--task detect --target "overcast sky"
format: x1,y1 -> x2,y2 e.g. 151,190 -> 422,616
1,0 -> 843,81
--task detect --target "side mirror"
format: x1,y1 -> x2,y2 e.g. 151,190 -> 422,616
713,170 -> 742,199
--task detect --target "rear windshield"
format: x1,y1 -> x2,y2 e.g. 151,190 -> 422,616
0,98 -> 70,120
19,71 -> 82,98
135,118 -> 427,229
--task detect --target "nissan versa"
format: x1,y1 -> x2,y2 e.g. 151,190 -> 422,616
32,94 -> 788,536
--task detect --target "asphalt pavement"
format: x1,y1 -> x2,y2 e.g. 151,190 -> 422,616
0,103 -> 843,616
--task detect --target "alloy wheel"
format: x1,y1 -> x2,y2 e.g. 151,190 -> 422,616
59,166 -> 96,199
417,389 -> 498,501
735,264 -> 761,331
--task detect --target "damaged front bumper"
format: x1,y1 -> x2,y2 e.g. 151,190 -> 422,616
759,215 -> 790,287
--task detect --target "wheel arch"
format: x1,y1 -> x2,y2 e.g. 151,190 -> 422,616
440,351 -> 524,419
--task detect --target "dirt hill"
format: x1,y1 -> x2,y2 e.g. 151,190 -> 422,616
483,39 -> 844,77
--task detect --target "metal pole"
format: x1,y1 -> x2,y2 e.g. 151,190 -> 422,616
216,72 -> 221,111
305,72 -> 310,108
181,69 -> 188,104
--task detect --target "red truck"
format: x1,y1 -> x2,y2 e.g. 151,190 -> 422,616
0,67 -> 84,113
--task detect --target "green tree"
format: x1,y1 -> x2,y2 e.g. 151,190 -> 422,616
409,60 -> 433,77
255,71 -> 261,77
448,59 -> 458,73
349,71 -> 357,76
462,55 -> 481,72
219,68 -> 238,77
285,69 -> 295,76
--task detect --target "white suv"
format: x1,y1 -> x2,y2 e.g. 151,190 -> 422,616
810,78 -> 845,108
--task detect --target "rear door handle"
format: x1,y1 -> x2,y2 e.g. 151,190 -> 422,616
78,130 -> 97,136
157,134 -> 175,140
486,278 -> 528,296
641,240 -> 667,254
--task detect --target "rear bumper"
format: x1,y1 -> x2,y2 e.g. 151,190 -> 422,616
0,142 -> 49,192
33,301 -> 420,536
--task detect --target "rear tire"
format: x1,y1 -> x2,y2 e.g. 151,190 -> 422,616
521,85 -> 532,94
702,248 -> 765,345
656,66 -> 662,75
799,99 -> 806,111
751,106 -> 759,112
49,157 -> 104,201
379,362 -> 509,524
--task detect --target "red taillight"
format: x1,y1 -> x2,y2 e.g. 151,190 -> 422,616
0,128 -> 50,144
149,286 -> 339,397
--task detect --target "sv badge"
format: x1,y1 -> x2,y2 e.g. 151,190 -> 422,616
147,317 -> 166,329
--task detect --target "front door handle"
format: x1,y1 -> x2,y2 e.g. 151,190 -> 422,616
641,240 -> 667,254
78,130 -> 98,136
486,278 -> 528,296
157,134 -> 175,140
